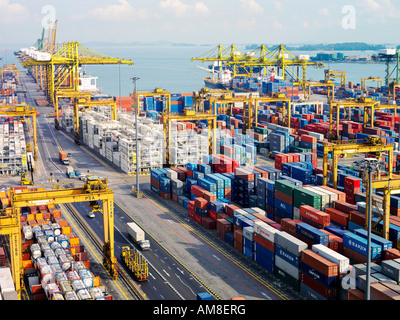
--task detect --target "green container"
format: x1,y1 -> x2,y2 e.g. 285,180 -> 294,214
291,147 -> 311,153
274,266 -> 300,291
275,180 -> 299,196
293,188 -> 322,210
254,127 -> 269,135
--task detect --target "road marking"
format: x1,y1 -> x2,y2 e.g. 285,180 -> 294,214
163,269 -> 170,277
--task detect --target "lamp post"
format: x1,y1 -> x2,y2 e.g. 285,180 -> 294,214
355,157 -> 386,300
131,76 -> 142,199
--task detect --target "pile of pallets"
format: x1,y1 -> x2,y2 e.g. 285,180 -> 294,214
35,97 -> 49,107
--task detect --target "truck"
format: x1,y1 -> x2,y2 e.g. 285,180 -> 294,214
75,169 -> 81,176
59,151 -> 69,165
66,166 -> 76,178
126,222 -> 150,250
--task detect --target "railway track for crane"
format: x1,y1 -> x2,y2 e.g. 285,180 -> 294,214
63,203 -> 148,300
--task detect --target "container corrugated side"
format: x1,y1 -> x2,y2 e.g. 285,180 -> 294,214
312,244 -> 350,274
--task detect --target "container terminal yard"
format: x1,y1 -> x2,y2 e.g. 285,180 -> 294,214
1,20 -> 400,305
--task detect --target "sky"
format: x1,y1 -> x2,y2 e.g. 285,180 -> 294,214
0,0 -> 399,46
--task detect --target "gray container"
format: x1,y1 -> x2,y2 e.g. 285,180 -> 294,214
64,290 -> 79,300
275,231 -> 308,257
275,255 -> 299,280
381,260 -> 400,282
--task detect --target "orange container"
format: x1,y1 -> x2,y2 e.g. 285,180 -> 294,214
22,260 -> 33,270
62,225 -> 71,235
69,235 -> 79,247
93,276 -> 100,287
27,213 -> 36,221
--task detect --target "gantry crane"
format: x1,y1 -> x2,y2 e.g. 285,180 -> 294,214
1,64 -> 19,84
191,44 -> 325,88
53,90 -> 91,130
133,88 -> 171,114
193,87 -> 232,113
304,80 -> 335,102
363,102 -> 400,129
18,41 -> 133,106
0,103 -> 38,161
0,176 -> 116,298
324,69 -> 347,87
328,98 -> 378,140
365,176 -> 400,244
163,109 -> 217,166
72,96 -> 118,145
361,77 -> 383,91
322,135 -> 394,189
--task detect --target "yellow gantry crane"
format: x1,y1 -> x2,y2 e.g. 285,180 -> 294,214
324,69 -> 347,87
0,103 -> 38,161
328,97 -> 379,140
72,96 -> 118,145
133,88 -> 171,115
322,135 -> 394,189
191,44 -> 325,88
18,41 -> 133,105
0,177 -> 116,299
0,64 -> 20,84
304,80 -> 335,102
361,77 -> 383,91
163,109 -> 217,166
121,246 -> 148,282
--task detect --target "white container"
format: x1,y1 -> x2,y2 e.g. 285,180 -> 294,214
275,255 -> 300,280
67,270 -> 81,281
39,265 -> 55,284
126,222 -> 145,242
22,225 -> 33,240
275,231 -> 308,257
78,269 -> 93,288
312,244 -> 350,274
56,234 -> 70,249
71,279 -> 85,292
253,221 -> 279,243
58,254 -> 72,271
76,288 -> 91,300
30,243 -> 41,260
89,287 -> 106,300
0,267 -> 15,294
64,290 -> 79,300
243,227 -> 254,242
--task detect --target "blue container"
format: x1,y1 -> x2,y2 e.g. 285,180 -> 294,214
275,244 -> 300,268
296,223 -> 329,245
198,178 -> 217,192
199,164 -> 212,174
187,162 -> 198,171
274,198 -> 293,214
197,292 -> 213,300
342,232 -> 382,259
353,228 -> 393,251
224,232 -> 234,246
192,171 -> 205,180
372,218 -> 400,247
208,201 -> 225,213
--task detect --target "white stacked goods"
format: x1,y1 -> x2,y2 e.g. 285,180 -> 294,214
0,267 -> 17,299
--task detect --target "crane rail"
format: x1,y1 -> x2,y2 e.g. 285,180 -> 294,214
63,203 -> 148,300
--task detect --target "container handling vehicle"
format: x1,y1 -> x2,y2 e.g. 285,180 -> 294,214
126,222 -> 151,251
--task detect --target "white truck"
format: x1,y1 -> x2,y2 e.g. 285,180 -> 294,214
126,222 -> 150,250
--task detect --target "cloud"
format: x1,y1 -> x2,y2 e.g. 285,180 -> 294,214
159,0 -> 209,17
360,0 -> 400,19
274,1 -> 283,11
240,0 -> 264,14
0,0 -> 29,23
319,8 -> 330,17
72,0 -> 149,21
273,21 -> 283,30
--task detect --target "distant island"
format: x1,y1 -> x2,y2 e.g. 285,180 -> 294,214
245,42 -> 387,51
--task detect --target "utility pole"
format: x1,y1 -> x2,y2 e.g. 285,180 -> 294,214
130,76 -> 142,199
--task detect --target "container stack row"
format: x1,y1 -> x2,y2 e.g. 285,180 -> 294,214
150,156 -> 400,300
11,196 -> 110,300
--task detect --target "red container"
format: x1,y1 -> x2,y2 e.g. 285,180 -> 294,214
191,185 -> 206,198
384,248 -> 400,260
333,200 -> 358,214
346,288 -> 365,300
159,192 -> 171,200
195,197 -> 208,209
300,250 -> 338,278
208,210 -> 217,220
254,233 -> 274,252
225,204 -> 239,217
300,273 -> 338,300
300,205 -> 330,227
193,213 -> 202,224
202,217 -> 216,229
349,211 -> 365,227
203,192 -> 217,202
275,190 -> 293,205
235,168 -> 254,181
325,207 -> 348,227
370,283 -> 400,300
